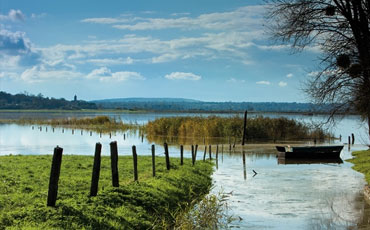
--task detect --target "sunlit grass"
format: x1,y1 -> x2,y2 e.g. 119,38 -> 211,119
0,155 -> 213,229
347,150 -> 370,183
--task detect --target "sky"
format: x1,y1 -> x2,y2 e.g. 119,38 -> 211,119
0,0 -> 322,102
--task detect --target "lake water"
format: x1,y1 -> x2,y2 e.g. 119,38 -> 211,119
0,111 -> 369,229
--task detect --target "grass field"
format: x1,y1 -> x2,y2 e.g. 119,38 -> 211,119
0,155 -> 213,229
347,150 -> 370,183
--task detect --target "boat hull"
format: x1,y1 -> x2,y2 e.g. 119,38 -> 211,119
276,145 -> 343,159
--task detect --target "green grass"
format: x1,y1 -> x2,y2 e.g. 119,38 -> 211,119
0,155 -> 213,229
347,150 -> 370,183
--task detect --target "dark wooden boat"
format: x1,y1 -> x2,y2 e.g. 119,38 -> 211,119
275,145 -> 344,159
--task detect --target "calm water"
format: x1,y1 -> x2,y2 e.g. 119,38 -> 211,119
0,112 -> 369,229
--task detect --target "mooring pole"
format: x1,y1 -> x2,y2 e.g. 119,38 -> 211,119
242,110 -> 248,145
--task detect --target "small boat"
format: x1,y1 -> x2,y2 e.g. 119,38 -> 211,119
275,145 -> 344,159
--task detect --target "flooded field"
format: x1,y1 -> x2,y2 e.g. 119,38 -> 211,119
0,111 -> 369,229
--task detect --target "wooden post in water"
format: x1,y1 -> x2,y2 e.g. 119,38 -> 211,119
110,141 -> 119,187
141,134 -> 144,143
32,126 -> 34,130
351,133 -> 355,145
109,133 -> 112,139
90,131 -> 92,136
242,110 -> 247,145
132,145 -> 138,181
151,145 -> 156,177
180,145 -> 184,165
46,127 -> 47,132
164,143 -> 170,170
216,145 -> 219,160
209,145 -> 212,160
348,136 -> 351,150
339,134 -> 342,142
72,129 -> 74,135
124,133 -> 126,140
47,146 -> 63,207
90,143 -> 102,197
52,127 -> 54,132
203,146 -> 207,161
81,130 -> 83,135
100,132 -> 102,138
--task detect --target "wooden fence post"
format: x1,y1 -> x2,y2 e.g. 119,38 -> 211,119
81,130 -> 83,135
110,141 -> 119,187
209,145 -> 212,160
348,136 -> 351,150
164,143 -> 170,170
72,129 -> 74,135
47,146 -> 63,207
195,145 -> 198,159
180,145 -> 184,165
132,145 -> 138,181
351,133 -> 355,145
152,145 -> 156,177
203,145 -> 207,161
243,153 -> 246,180
90,143 -> 102,197
216,145 -> 219,160
242,110 -> 247,145
191,145 -> 195,166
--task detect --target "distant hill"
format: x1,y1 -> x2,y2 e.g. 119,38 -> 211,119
92,97 -> 201,103
0,91 -> 97,110
92,97 -> 339,113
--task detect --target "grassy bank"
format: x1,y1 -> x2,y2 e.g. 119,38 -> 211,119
146,116 -> 330,141
0,155 -> 213,229
1,116 -> 140,133
347,150 -> 370,183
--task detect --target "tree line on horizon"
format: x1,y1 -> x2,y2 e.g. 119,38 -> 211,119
0,91 -> 97,110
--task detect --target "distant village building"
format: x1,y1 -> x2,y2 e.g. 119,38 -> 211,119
74,95 -> 77,101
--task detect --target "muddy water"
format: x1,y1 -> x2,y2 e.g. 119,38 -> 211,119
0,112 -> 369,229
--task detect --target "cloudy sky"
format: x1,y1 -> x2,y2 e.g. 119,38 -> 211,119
0,0 -> 321,102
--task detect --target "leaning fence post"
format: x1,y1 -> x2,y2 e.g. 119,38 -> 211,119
110,141 -> 119,187
180,145 -> 184,165
152,145 -> 156,177
47,146 -> 63,207
195,144 -> 198,159
351,133 -> 355,145
90,143 -> 102,197
164,143 -> 170,170
132,145 -> 138,181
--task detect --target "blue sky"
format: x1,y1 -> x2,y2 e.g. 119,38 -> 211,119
0,0 -> 321,102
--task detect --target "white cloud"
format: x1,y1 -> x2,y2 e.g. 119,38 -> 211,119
86,57 -> 135,66
256,81 -> 271,85
20,65 -> 82,83
31,13 -> 47,19
165,72 -> 201,81
81,17 -> 130,24
278,81 -> 287,87
286,73 -> 293,78
0,9 -> 25,22
109,5 -> 265,31
87,67 -> 144,82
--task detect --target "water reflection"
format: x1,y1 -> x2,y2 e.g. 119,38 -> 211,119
278,157 -> 344,165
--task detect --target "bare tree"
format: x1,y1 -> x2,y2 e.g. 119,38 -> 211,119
266,0 -> 370,144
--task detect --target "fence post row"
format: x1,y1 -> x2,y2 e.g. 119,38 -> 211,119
90,143 -> 102,197
47,146 -> 63,207
110,141 -> 119,187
